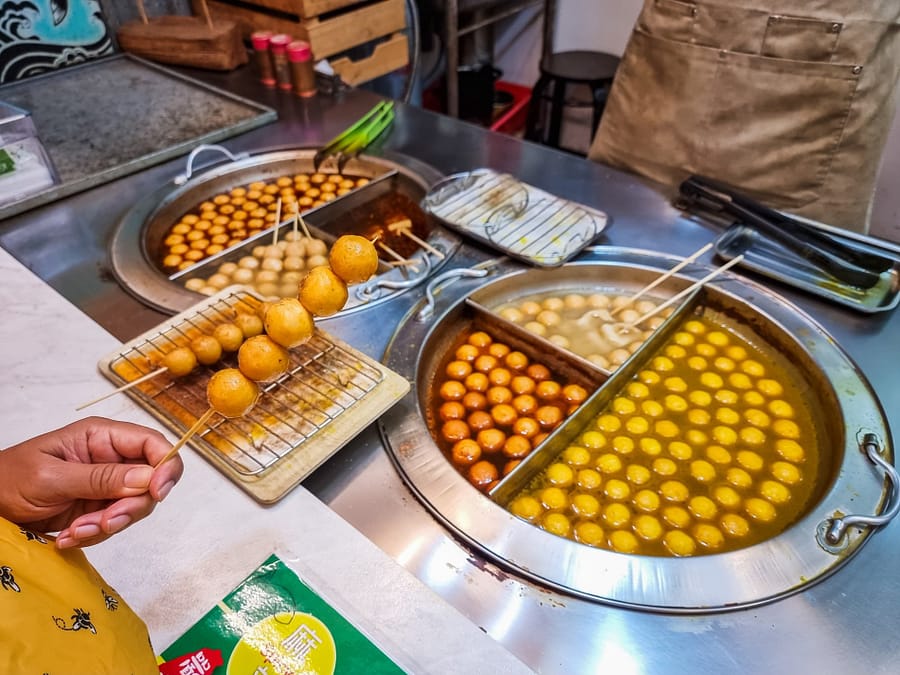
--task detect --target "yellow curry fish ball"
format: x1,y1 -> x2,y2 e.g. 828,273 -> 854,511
660,480 -> 689,503
729,372 -> 753,390
744,408 -> 772,428
633,489 -> 661,513
640,437 -> 662,456
581,430 -> 607,450
234,312 -> 264,338
712,426 -> 738,446
576,468 -> 603,491
757,378 -> 784,397
207,368 -> 260,418
190,335 -> 222,366
638,369 -> 661,385
633,515 -> 664,541
700,372 -> 724,389
739,427 -> 767,447
712,485 -> 742,509
328,234 -> 380,285
715,407 -> 740,425
612,397 -> 636,415
688,496 -> 718,520
609,530 -> 640,553
664,345 -> 688,360
162,346 -> 198,377
688,389 -> 712,407
626,381 -> 650,399
664,376 -> 688,392
726,467 -> 754,489
775,439 -> 806,463
604,503 -> 633,529
690,460 -> 717,484
662,505 -> 692,529
596,454 -> 622,475
684,321 -> 706,335
706,331 -> 730,347
687,408 -> 711,426
571,494 -> 601,519
626,464 -> 652,485
668,441 -> 692,460
687,356 -> 708,372
695,343 -> 717,357
706,444 -> 731,465
685,429 -> 709,447
561,445 -> 591,467
653,458 -> 678,476
540,486 -> 569,511
654,420 -> 680,439
612,436 -> 635,455
664,530 -> 697,557
575,522 -> 606,547
664,394 -> 688,413
693,523 -> 725,550
299,265 -> 349,317
641,400 -> 665,418
238,335 -> 290,382
595,414 -> 622,433
744,497 -> 777,522
264,297 -> 315,348
213,322 -> 244,352
510,496 -> 543,522
769,399 -> 795,419
720,513 -> 751,538
542,512 -> 572,538
651,356 -> 675,372
759,480 -> 792,505
771,461 -> 803,485
604,479 -> 631,501
546,462 -> 575,487
773,419 -> 801,439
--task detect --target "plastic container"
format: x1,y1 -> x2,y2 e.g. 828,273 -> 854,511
288,40 -> 317,98
250,30 -> 276,87
269,34 -> 294,91
0,102 -> 59,208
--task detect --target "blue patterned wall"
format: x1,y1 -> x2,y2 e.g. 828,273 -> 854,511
0,0 -> 113,83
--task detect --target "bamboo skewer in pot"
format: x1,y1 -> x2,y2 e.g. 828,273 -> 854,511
610,242 -> 713,316
619,255 -> 745,331
387,219 -> 445,260
374,236 -> 419,273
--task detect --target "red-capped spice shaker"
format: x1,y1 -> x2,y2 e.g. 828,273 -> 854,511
269,33 -> 293,91
250,30 -> 276,87
287,40 -> 317,98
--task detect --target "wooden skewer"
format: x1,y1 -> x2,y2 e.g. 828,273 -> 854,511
273,198 -> 282,234
622,255 -> 745,329
387,219 -> 446,260
611,243 -> 713,316
377,240 -> 419,273
297,209 -> 312,240
292,203 -> 300,239
76,367 -> 168,411
155,408 -> 216,468
386,260 -> 420,267
135,0 -> 149,24
197,0 -> 215,30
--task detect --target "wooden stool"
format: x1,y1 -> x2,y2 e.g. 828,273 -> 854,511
524,50 -> 620,153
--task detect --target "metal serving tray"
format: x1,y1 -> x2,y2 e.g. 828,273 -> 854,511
96,287 -> 410,504
715,224 -> 900,313
422,168 -> 609,267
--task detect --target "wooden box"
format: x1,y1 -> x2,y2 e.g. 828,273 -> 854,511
196,0 -> 406,60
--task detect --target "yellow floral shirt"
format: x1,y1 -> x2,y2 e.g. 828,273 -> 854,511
0,516 -> 157,674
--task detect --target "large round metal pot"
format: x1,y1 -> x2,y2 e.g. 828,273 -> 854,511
378,247 -> 896,612
109,146 -> 458,315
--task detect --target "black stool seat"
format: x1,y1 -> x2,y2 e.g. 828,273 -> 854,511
525,50 -> 621,153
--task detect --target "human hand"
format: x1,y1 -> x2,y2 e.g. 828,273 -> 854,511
0,416 -> 183,549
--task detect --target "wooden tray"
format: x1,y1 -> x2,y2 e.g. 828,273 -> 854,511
96,286 -> 410,504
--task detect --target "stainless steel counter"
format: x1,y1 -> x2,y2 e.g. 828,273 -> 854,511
2,65 -> 898,674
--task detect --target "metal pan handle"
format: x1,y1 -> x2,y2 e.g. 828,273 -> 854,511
416,258 -> 505,321
817,432 -> 899,550
174,144 -> 249,185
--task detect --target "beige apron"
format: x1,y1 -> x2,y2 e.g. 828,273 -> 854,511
588,0 -> 900,232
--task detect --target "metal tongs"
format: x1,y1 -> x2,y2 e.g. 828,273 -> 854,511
313,101 -> 395,170
679,175 -> 894,289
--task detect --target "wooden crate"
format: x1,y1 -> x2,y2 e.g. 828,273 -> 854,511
229,0 -> 365,20
197,0 -> 406,60
330,32 -> 408,85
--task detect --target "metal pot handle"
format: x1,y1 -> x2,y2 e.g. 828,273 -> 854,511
416,258 -> 505,321
174,144 -> 249,185
817,432 -> 899,550
355,255 -> 435,302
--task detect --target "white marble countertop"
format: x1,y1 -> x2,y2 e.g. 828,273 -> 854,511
0,246 -> 531,673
